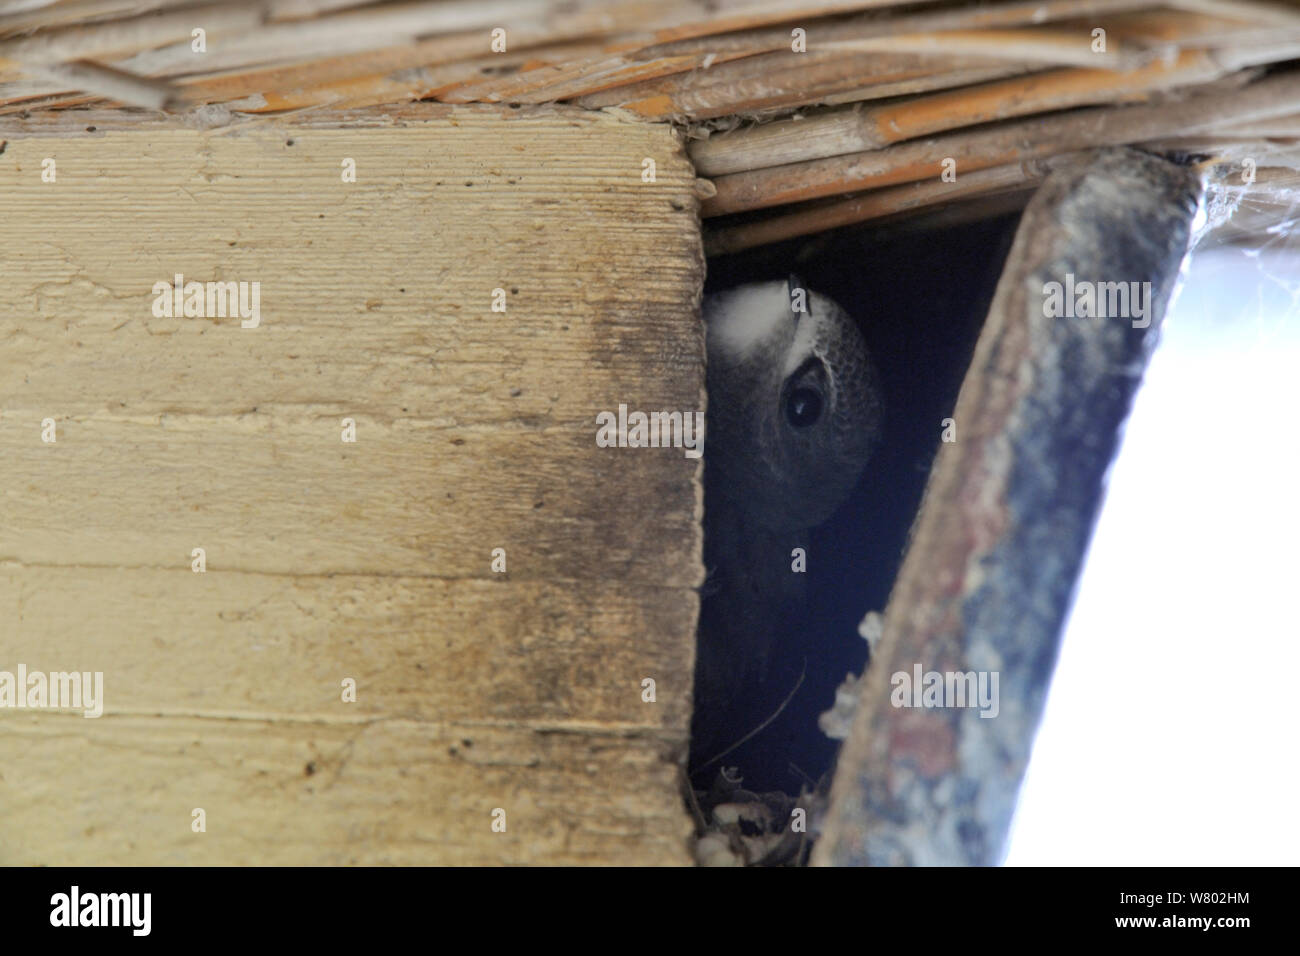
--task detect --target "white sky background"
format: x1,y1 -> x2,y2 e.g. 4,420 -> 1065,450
1003,239 -> 1300,865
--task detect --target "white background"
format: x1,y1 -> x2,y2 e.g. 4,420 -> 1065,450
1004,241 -> 1300,865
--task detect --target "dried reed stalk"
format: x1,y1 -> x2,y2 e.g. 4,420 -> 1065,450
704,160 -> 1048,254
702,71 -> 1300,217
575,50 -> 1035,119
820,28 -> 1142,69
452,0 -> 1162,106
26,58 -> 175,109
1164,0 -> 1300,27
0,2 -> 265,63
692,49 -> 1235,175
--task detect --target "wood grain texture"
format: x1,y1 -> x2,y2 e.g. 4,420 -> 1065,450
0,104 -> 705,865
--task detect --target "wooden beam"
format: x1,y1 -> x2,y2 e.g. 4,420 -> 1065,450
0,104 -> 705,865
814,147 -> 1205,866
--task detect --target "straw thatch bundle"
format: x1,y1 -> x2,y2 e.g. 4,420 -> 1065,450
4,0 -> 1299,249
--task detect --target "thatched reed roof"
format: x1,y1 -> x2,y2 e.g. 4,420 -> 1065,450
4,0 -> 1299,249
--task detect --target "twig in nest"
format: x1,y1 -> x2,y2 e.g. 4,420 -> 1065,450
695,659 -> 806,774
681,767 -> 708,831
787,761 -> 817,790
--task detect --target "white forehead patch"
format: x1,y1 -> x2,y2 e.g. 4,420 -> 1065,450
705,281 -> 791,361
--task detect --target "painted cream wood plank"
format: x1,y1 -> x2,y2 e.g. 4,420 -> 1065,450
0,105 -> 704,864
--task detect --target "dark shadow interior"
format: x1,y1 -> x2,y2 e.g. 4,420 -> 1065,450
691,210 -> 1024,793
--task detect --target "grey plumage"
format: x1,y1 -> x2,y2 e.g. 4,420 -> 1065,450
694,277 -> 883,751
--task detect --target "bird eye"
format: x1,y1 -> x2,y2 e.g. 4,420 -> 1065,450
785,386 -> 823,427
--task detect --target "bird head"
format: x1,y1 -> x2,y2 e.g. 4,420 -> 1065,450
703,276 -> 883,532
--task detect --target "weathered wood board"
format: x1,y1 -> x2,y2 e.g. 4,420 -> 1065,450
0,105 -> 705,865
814,149 -> 1203,866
